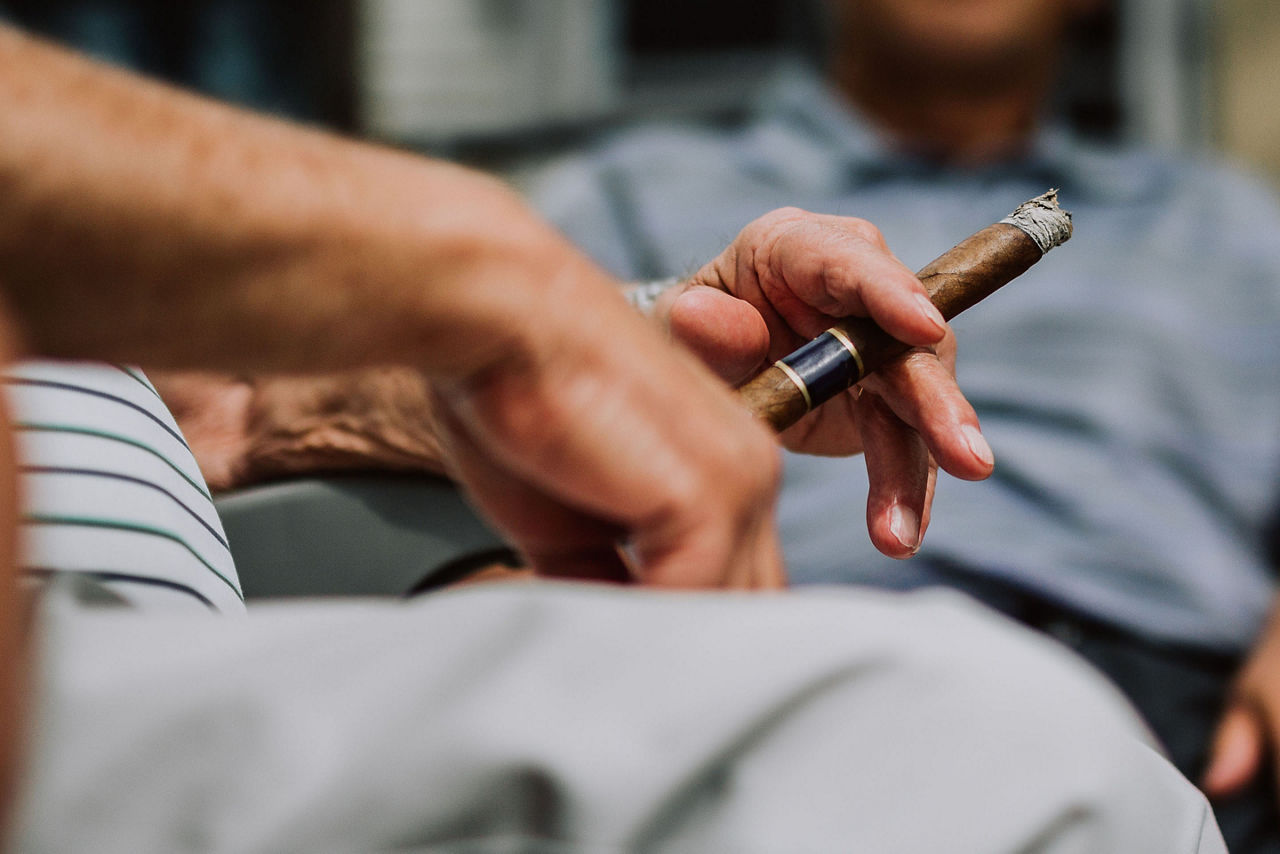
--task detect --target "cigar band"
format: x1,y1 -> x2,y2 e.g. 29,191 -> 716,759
826,326 -> 865,377
776,328 -> 866,412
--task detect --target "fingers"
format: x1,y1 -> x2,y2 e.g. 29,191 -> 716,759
1203,701 -> 1266,798
730,208 -> 947,348
790,231 -> 945,347
438,289 -> 788,591
858,391 -> 936,558
608,365 -> 787,591
431,398 -> 631,582
681,208 -> 992,484
861,344 -> 994,482
665,285 -> 771,385
627,495 -> 788,590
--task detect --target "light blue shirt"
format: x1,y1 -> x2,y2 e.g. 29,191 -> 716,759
529,65 -> 1280,651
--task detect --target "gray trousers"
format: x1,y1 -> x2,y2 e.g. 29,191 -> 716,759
10,584 -> 1225,853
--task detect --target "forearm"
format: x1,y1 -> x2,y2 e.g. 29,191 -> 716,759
153,369 -> 447,492
0,25 -> 559,379
243,370 -> 446,476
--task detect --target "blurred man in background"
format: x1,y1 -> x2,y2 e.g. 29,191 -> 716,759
528,1 -> 1280,851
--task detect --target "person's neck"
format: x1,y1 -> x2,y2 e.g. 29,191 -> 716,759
829,53 -> 1053,167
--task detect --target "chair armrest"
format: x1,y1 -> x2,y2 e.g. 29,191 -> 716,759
214,475 -> 509,599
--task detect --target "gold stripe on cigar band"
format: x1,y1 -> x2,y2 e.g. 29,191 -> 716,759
773,361 -> 813,411
825,327 -> 865,380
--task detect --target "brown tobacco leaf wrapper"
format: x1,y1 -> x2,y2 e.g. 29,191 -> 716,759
739,190 -> 1073,432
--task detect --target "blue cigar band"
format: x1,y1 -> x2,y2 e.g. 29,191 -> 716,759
775,327 -> 865,411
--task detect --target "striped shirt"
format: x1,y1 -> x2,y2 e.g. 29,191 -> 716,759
5,362 -> 244,615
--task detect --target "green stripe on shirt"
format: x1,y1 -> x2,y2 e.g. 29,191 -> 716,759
16,422 -> 213,502
24,514 -> 242,601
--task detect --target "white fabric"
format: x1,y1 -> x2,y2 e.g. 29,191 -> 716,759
11,584 -> 1225,853
4,362 -> 244,614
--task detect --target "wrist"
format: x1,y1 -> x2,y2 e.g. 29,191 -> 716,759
388,170 -> 641,384
293,155 -> 566,381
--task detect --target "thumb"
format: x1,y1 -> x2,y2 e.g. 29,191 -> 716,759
1203,699 -> 1265,797
666,286 -> 770,385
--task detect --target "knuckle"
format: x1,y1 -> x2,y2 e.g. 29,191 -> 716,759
770,205 -> 811,223
754,207 -> 811,250
901,346 -> 943,371
845,217 -> 886,247
743,207 -> 804,240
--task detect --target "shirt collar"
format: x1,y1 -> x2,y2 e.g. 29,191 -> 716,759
745,63 -> 1166,205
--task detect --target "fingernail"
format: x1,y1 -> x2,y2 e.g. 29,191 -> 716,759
914,293 -> 946,336
962,425 -> 995,467
889,503 -> 921,553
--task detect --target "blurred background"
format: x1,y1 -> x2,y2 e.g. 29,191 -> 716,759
0,0 -> 1275,184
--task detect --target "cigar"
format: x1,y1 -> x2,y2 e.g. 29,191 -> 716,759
738,189 -> 1073,432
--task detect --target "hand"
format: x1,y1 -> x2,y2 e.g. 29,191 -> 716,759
427,245 -> 786,590
153,264 -> 786,592
1204,598 -> 1280,801
652,207 -> 995,559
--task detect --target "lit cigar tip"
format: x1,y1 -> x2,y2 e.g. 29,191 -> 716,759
1000,189 -> 1073,255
